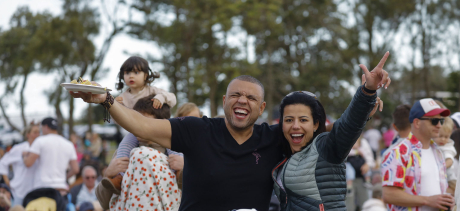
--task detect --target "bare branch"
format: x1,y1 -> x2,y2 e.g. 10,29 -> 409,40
0,96 -> 20,132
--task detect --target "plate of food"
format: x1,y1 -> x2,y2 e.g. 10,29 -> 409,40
61,78 -> 111,94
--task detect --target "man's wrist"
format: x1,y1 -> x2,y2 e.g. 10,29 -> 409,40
419,195 -> 429,206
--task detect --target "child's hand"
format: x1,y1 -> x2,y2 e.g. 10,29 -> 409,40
104,157 -> 129,178
152,98 -> 162,109
168,154 -> 184,171
115,96 -> 124,106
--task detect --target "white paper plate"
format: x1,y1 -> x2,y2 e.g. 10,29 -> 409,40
60,83 -> 112,94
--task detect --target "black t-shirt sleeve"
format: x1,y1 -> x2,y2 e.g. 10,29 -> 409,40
168,116 -> 208,154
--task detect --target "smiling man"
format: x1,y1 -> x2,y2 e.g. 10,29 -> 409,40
169,76 -> 282,210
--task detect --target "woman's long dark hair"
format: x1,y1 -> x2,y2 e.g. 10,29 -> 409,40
279,91 -> 327,158
116,56 -> 160,90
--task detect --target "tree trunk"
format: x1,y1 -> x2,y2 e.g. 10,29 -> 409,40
365,7 -> 375,67
54,80 -> 64,135
69,96 -> 75,136
421,28 -> 430,97
209,73 -> 218,117
457,80 -> 460,111
266,47 -> 274,124
0,98 -> 20,132
19,70 -> 30,128
87,104 -> 93,133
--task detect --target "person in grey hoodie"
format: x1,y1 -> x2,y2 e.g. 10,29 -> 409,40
272,52 -> 390,211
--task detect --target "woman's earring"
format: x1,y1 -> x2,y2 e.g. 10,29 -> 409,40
314,129 -> 316,132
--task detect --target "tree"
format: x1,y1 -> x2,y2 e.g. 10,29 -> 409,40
0,7 -> 53,131
130,0 -> 251,116
45,0 -> 127,134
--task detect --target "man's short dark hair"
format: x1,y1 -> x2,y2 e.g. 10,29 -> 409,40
133,94 -> 171,119
228,75 -> 265,99
393,104 -> 411,130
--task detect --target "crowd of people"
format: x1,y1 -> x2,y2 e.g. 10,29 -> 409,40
0,52 -> 458,211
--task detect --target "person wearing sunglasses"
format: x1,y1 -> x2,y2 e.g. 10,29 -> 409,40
272,52 -> 390,211
70,166 -> 99,209
382,98 -> 454,211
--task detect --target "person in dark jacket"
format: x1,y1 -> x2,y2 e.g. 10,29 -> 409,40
273,52 -> 390,211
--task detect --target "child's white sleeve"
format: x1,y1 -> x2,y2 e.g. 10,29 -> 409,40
442,142 -> 457,161
443,148 -> 456,161
150,86 -> 177,108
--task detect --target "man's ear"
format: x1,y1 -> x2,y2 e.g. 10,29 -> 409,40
223,95 -> 226,106
259,101 -> 266,115
413,119 -> 420,129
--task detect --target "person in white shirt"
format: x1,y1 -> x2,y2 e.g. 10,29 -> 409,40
362,184 -> 386,211
0,123 -> 40,206
363,127 -> 382,158
23,117 -> 79,194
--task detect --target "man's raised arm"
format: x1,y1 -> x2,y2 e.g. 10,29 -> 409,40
70,91 -> 172,149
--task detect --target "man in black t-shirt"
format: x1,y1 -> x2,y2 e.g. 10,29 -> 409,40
71,75 -> 283,210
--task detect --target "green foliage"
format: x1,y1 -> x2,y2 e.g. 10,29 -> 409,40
3,0 -> 460,129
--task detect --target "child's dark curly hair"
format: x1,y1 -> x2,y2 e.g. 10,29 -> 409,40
116,56 -> 160,90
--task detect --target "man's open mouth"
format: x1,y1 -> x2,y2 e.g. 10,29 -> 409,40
234,108 -> 249,119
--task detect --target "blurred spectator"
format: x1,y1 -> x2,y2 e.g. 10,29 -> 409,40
345,162 -> 356,211
450,112 -> 460,160
363,126 -> 382,159
346,136 -> 372,210
70,166 -> 99,209
72,153 -> 101,189
0,184 -> 12,211
23,117 -> 79,194
88,133 -> 102,160
175,102 -> 201,117
361,184 -> 386,211
382,126 -> 395,148
390,104 -> 412,145
22,188 -> 66,210
84,131 -> 92,149
451,112 -> 460,130
0,123 -> 39,206
98,140 -> 109,165
70,133 -> 84,163
79,201 -> 94,211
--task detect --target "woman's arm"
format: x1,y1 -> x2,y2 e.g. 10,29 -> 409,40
317,86 -> 376,163
317,52 -> 390,163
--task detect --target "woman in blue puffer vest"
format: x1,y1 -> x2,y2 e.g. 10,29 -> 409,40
272,52 -> 390,211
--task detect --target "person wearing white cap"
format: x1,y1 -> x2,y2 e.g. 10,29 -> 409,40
381,98 -> 454,211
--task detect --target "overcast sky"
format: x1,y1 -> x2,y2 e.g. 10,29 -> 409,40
0,0 -> 175,128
